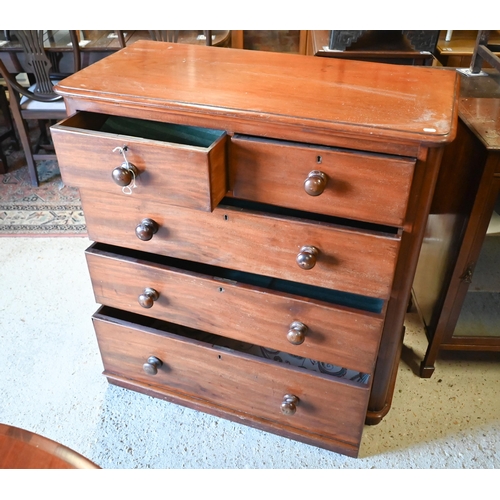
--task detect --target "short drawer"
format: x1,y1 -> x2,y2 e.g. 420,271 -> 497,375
80,190 -> 401,299
93,307 -> 371,456
229,135 -> 416,226
86,243 -> 385,373
51,111 -> 227,211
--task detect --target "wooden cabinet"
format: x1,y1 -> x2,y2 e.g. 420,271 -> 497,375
51,42 -> 458,457
308,30 -> 438,65
436,30 -> 500,67
413,70 -> 500,377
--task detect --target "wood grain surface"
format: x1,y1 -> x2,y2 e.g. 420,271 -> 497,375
86,243 -> 385,373
52,111 -> 227,211
54,42 -> 459,148
93,309 -> 370,455
230,134 -> 416,226
0,424 -> 99,469
80,189 -> 401,298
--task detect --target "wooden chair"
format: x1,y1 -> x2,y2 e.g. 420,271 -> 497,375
470,30 -> 500,74
0,30 -> 80,186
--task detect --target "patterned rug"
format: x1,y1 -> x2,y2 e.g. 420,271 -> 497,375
0,156 -> 86,237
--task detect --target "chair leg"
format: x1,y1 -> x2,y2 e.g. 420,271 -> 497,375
0,84 -> 18,174
6,94 -> 40,186
14,116 -> 39,187
0,148 -> 7,174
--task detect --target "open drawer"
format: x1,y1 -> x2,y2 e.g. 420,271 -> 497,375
93,306 -> 371,456
86,242 -> 385,373
51,111 -> 227,211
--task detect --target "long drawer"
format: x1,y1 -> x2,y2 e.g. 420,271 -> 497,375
93,307 -> 371,456
230,134 -> 416,227
51,111 -> 227,212
86,242 -> 385,373
80,189 -> 401,298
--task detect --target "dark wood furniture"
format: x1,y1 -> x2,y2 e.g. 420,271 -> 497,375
412,70 -> 500,377
115,30 -> 231,48
50,42 -> 458,457
469,30 -> 500,74
0,83 -> 17,173
0,30 -> 82,75
231,31 -> 307,54
0,30 -> 80,186
0,31 -> 231,77
308,30 -> 438,65
435,30 -> 500,68
0,423 -> 99,468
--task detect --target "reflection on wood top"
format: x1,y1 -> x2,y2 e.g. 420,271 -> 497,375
55,41 -> 459,145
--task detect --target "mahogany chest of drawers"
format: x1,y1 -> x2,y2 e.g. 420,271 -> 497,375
51,42 -> 458,457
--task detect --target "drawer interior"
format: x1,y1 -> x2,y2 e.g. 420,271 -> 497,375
95,306 -> 371,387
62,111 -> 225,148
100,115 -> 224,148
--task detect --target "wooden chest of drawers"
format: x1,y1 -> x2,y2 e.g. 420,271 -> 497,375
51,42 -> 458,457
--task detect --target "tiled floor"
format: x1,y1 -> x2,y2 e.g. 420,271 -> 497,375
1,236 -> 499,468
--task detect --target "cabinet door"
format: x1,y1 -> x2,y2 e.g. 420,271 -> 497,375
448,177 -> 500,344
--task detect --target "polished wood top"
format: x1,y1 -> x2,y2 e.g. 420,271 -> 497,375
0,423 -> 99,469
55,41 -> 459,146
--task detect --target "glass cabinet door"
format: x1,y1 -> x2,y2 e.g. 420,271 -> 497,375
454,190 -> 500,340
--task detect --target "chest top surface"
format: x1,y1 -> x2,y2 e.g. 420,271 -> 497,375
55,41 -> 459,145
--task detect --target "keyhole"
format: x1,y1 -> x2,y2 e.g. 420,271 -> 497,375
317,155 -> 322,164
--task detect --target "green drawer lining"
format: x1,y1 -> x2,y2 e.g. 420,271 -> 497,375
100,115 -> 224,147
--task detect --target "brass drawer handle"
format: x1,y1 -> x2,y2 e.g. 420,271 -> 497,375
143,356 -> 163,376
281,394 -> 299,415
138,287 -> 159,308
296,245 -> 319,270
304,170 -> 327,196
135,218 -> 158,241
287,321 -> 307,345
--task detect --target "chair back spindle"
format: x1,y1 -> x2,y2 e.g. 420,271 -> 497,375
15,31 -> 57,98
149,31 -> 179,43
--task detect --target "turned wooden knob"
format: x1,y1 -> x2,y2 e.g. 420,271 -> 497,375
112,163 -> 138,187
304,170 -> 327,196
135,218 -> 158,241
281,394 -> 299,415
143,356 -> 163,375
138,287 -> 159,308
296,246 -> 319,270
287,321 -> 307,345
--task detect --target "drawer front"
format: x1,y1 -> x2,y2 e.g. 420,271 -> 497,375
51,112 -> 227,212
86,243 -> 385,373
93,309 -> 371,452
80,189 -> 401,299
230,135 -> 416,227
